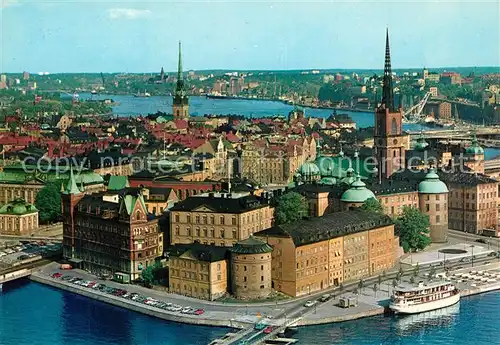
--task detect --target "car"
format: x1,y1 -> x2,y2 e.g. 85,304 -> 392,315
19,254 -> 29,260
304,300 -> 317,307
319,294 -> 331,302
0,252 -> 7,257
5,248 -> 15,254
181,306 -> 193,314
488,252 -> 497,257
170,305 -> 182,312
264,326 -> 273,334
62,276 -> 73,281
455,266 -> 464,270
123,293 -> 132,298
485,261 -> 491,265
51,272 -> 63,278
194,308 -> 205,315
475,239 -> 488,244
254,322 -> 267,330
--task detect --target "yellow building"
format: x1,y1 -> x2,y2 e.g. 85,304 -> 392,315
256,209 -> 396,297
168,244 -> 228,301
169,193 -> 274,246
0,199 -> 39,236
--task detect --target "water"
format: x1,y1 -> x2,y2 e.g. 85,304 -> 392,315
1,281 -> 499,345
0,280 -> 229,345
79,93 -> 432,132
294,292 -> 500,345
484,148 -> 500,160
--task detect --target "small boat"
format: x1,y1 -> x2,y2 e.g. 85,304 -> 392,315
390,281 -> 460,314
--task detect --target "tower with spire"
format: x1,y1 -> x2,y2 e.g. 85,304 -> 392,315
172,41 -> 189,120
61,166 -> 84,260
373,29 -> 406,179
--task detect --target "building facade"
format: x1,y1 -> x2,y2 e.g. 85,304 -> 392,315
255,210 -> 397,297
62,171 -> 162,280
169,193 -> 274,246
0,199 -> 39,236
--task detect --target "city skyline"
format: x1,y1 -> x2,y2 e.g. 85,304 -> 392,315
1,0 -> 499,73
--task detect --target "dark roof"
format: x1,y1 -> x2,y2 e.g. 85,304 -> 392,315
437,170 -> 497,186
365,178 -> 419,196
230,236 -> 273,254
166,243 -> 230,262
255,209 -> 393,247
170,194 -> 268,213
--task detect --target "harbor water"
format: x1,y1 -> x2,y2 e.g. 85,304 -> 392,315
1,280 -> 499,344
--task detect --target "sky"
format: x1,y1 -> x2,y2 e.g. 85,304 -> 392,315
0,0 -> 499,73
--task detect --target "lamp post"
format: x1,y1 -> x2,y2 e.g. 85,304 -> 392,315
471,245 -> 475,268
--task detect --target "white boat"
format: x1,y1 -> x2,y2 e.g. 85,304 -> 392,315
390,281 -> 460,314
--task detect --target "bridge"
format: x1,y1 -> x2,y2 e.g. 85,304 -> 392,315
430,97 -> 480,108
0,268 -> 32,289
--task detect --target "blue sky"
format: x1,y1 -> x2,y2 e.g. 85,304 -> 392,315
1,0 -> 499,73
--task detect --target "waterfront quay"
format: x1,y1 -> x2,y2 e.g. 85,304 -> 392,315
27,247 -> 500,345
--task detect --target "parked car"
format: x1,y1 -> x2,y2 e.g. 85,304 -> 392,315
18,254 -> 29,260
254,322 -> 267,330
194,308 -> 205,315
264,326 -> 273,334
304,300 -> 317,307
319,294 -> 331,302
475,239 -> 488,244
51,273 -> 63,278
181,306 -> 193,314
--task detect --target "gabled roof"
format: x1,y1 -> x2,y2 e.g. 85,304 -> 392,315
170,194 -> 267,214
167,243 -> 230,263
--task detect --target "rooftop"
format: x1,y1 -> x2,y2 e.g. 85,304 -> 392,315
255,209 -> 393,247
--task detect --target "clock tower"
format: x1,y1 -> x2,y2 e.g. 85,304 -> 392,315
173,41 -> 189,120
374,29 -> 406,179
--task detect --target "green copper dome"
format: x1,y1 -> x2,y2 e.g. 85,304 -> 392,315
466,135 -> 484,155
341,176 -> 376,203
340,167 -> 356,185
319,177 -> 337,185
418,169 -> 449,194
298,161 -> 320,176
75,171 -> 104,185
0,199 -> 38,215
315,155 -> 336,177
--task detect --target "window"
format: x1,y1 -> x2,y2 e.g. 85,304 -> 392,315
232,230 -> 237,239
436,215 -> 441,224
261,276 -> 264,281
220,230 -> 225,238
261,265 -> 264,270
436,204 -> 440,211
195,215 -> 200,224
220,216 -> 225,225
210,229 -> 215,237
187,215 -> 191,223
136,211 -> 141,220
436,194 -> 440,201
425,204 -> 430,212
391,118 -> 398,134
244,266 -> 247,271
231,218 -> 236,225
244,276 -> 247,282
175,214 -> 179,222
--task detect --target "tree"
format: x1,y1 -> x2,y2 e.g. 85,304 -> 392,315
141,262 -> 162,287
35,182 -> 62,224
275,192 -> 308,225
360,197 -> 384,214
395,206 -> 431,253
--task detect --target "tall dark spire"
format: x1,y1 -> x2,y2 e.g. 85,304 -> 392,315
381,28 -> 395,112
177,41 -> 183,81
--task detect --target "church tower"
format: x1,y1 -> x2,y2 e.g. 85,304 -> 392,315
172,41 -> 189,120
373,29 -> 406,179
61,166 -> 84,260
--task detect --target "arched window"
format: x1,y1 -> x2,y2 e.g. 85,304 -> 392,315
391,118 -> 398,134
136,211 -> 141,220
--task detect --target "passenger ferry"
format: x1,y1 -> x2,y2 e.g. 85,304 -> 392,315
390,281 -> 460,314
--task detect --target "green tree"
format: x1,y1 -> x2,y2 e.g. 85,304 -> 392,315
395,206 -> 431,253
141,262 -> 162,287
35,182 -> 62,224
275,192 -> 308,225
360,197 -> 384,214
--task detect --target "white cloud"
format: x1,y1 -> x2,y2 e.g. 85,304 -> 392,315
1,0 -> 20,9
108,8 -> 151,20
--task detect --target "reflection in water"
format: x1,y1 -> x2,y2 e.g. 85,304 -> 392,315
395,302 -> 460,334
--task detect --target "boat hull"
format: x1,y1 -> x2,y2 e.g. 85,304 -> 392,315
390,293 -> 460,314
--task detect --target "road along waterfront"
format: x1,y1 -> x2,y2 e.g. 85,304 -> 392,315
22,252 -> 500,345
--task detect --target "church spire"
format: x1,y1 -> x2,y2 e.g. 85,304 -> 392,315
381,28 -> 395,112
64,166 -> 81,195
177,40 -> 183,81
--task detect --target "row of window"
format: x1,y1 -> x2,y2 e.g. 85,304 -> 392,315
174,227 -> 238,239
